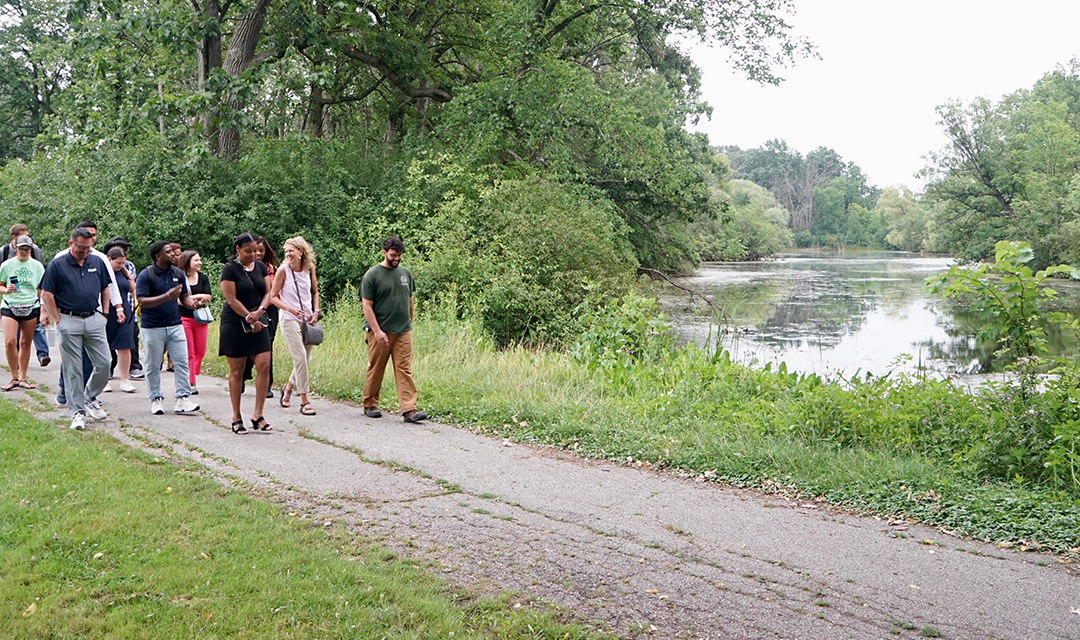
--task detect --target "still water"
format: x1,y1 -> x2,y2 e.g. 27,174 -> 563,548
663,251 -> 1080,378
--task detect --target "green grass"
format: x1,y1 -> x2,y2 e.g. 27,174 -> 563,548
196,296 -> 1080,554
0,400 -> 597,639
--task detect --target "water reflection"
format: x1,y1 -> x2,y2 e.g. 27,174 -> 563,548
663,251 -> 1080,377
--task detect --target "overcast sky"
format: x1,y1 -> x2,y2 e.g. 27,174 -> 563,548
687,0 -> 1080,191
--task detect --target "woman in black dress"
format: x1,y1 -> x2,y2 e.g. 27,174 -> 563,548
220,233 -> 273,434
243,236 -> 278,397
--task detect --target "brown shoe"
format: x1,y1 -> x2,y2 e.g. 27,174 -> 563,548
403,410 -> 427,423
363,406 -> 382,418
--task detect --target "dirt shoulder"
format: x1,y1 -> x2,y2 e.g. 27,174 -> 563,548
18,361 -> 1079,640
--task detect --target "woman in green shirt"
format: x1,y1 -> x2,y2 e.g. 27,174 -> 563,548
0,236 -> 45,390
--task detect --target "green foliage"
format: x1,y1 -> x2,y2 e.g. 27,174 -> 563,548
877,186 -> 935,252
925,61 -> 1080,267
570,291 -> 675,369
689,179 -> 793,261
414,174 -> 637,346
927,241 -> 1077,373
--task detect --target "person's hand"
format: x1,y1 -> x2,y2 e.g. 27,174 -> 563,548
167,284 -> 183,300
116,308 -> 126,324
245,309 -> 261,323
39,309 -> 50,326
252,321 -> 265,332
375,329 -> 389,346
306,311 -> 319,324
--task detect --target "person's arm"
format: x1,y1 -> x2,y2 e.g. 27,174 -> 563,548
362,298 -> 389,345
136,270 -> 182,310
100,287 -> 109,317
96,253 -> 124,321
40,290 -> 58,326
308,266 -> 320,324
409,297 -> 414,322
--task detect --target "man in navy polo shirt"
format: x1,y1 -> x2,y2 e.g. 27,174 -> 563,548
136,240 -> 200,415
39,227 -> 113,430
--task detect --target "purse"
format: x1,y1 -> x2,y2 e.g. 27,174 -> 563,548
241,312 -> 270,334
290,267 -> 323,345
193,306 -> 214,324
8,303 -> 37,318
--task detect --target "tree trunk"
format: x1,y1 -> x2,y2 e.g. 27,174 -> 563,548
196,0 -> 223,146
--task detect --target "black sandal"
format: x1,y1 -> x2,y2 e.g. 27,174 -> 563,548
250,416 -> 272,431
231,419 -> 248,435
17,379 -> 36,389
1,379 -> 18,392
299,402 -> 316,416
279,383 -> 292,408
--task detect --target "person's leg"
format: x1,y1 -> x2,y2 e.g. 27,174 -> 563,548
362,330 -> 392,410
165,325 -> 191,398
115,349 -> 131,382
2,315 -> 20,385
57,315 -> 87,417
83,314 -> 112,400
142,327 -> 166,401
129,320 -> 143,374
281,320 -> 308,394
251,351 -> 271,425
16,317 -> 36,381
192,322 -> 207,382
181,317 -> 197,385
226,356 -> 246,421
389,331 -> 418,414
33,322 -> 49,363
80,347 -> 92,385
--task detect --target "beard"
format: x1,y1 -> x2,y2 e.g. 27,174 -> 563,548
387,258 -> 400,268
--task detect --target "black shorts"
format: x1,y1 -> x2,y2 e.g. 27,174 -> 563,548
1,306 -> 40,322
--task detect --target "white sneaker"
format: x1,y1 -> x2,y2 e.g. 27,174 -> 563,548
150,398 -> 164,415
70,412 -> 86,430
119,380 -> 136,393
86,399 -> 107,421
103,383 -> 112,393
174,396 -> 200,413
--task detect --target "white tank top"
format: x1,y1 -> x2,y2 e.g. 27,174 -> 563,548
280,267 -> 313,322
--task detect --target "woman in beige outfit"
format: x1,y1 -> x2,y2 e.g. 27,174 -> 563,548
270,236 -> 320,415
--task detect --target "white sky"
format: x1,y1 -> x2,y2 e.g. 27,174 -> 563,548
688,0 -> 1080,191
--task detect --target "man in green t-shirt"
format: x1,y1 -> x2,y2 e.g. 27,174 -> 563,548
359,236 -> 426,423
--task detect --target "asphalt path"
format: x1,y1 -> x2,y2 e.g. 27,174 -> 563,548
11,357 -> 1079,640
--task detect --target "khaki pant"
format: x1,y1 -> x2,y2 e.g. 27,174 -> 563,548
280,320 -> 315,395
363,330 -> 416,413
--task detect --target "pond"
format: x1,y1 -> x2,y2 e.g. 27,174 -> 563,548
662,251 -> 1080,378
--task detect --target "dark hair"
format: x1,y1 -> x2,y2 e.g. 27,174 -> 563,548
148,240 -> 170,261
76,221 -> 97,231
9,223 -> 27,237
107,246 -> 127,260
71,227 -> 93,242
233,232 -> 256,251
382,236 -> 404,253
178,250 -> 200,275
253,235 -> 278,268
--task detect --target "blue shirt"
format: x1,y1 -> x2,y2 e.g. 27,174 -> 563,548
40,252 -> 111,314
136,264 -> 189,328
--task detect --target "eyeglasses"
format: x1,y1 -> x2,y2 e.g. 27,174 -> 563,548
72,243 -> 93,251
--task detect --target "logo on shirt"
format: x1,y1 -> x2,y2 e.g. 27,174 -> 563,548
400,275 -> 408,285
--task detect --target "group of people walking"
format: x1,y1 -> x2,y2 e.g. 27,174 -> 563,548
2,223 -> 426,432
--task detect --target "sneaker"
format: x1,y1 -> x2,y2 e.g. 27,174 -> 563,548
190,388 -> 199,395
363,406 -> 382,418
86,399 -> 107,421
129,368 -> 145,379
266,389 -> 274,399
403,410 -> 427,424
55,394 -> 66,406
103,383 -> 112,393
70,412 -> 86,430
39,354 -> 51,367
150,398 -> 164,415
174,396 -> 200,413
119,380 -> 136,393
